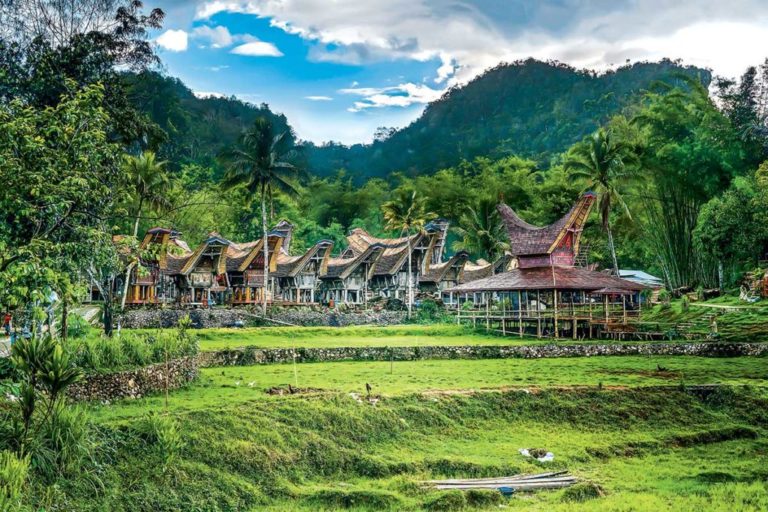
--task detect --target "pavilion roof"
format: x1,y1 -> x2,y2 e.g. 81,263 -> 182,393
445,265 -> 645,293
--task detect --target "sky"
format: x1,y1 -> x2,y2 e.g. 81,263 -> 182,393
148,0 -> 768,145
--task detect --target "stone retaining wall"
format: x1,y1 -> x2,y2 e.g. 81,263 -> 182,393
118,308 -> 407,329
67,357 -> 198,402
198,342 -> 768,367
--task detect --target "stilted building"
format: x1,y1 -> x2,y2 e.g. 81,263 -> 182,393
444,193 -> 646,338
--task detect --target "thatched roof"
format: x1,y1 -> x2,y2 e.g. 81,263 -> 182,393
498,192 -> 595,257
446,265 -> 645,293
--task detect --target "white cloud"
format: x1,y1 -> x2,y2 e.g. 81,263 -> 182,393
192,25 -> 234,48
195,1 -> 768,83
340,83 -> 442,112
156,29 -> 188,52
305,95 -> 333,101
231,40 -> 284,57
193,91 -> 227,99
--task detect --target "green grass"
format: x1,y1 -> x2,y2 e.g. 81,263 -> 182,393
149,324 -> 544,351
45,386 -> 768,511
641,296 -> 768,342
89,355 -> 768,421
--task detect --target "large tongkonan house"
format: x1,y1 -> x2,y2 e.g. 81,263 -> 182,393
444,192 -> 646,338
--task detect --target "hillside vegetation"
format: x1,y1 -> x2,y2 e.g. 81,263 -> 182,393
44,387 -> 768,511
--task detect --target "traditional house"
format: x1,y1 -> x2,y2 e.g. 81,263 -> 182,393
445,193 -> 646,338
319,244 -> 386,304
122,227 -> 191,305
275,240 -> 334,304
225,233 -> 285,305
341,221 -> 450,300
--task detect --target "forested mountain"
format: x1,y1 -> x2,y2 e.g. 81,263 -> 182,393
125,59 -> 710,181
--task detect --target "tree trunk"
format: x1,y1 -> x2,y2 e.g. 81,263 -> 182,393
133,198 -> 143,238
262,192 -> 269,315
61,298 -> 68,343
606,223 -> 620,276
103,299 -> 114,338
406,236 -> 412,319
120,261 -> 136,311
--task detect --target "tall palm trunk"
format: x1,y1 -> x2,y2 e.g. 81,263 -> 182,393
406,236 -> 412,319
606,222 -> 620,276
262,191 -> 269,315
122,199 -> 144,311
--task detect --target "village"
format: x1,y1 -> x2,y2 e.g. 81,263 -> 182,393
2,1 -> 768,511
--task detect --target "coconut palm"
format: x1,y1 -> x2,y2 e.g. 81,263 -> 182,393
452,196 -> 508,267
219,117 -> 300,313
382,189 -> 433,318
123,151 -> 172,237
121,151 -> 172,310
565,129 -> 636,275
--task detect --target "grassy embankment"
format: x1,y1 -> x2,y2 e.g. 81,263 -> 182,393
52,386 -> 768,511
641,296 -> 768,341
90,355 -> 768,421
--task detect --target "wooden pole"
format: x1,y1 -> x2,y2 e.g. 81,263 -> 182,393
623,295 -> 627,324
553,289 -> 559,339
518,290 -> 523,338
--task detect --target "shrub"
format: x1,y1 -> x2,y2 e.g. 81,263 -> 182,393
66,314 -> 92,339
33,405 -> 95,482
461,300 -> 474,311
465,489 -> 503,507
561,482 -> 605,502
424,490 -> 466,511
134,412 -> 184,467
0,450 -> 29,511
681,296 -> 690,312
307,489 -> 401,510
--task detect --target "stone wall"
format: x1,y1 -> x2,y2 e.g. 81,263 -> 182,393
118,307 -> 407,329
67,357 -> 198,402
198,342 -> 768,367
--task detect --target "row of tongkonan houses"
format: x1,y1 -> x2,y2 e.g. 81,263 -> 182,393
93,192 -> 647,311
99,218 -> 508,307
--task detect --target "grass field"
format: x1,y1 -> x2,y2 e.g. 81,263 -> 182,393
63,386 -> 768,511
89,355 -> 768,421
43,323 -> 768,511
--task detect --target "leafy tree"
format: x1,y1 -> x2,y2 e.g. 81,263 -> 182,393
0,1 -> 165,145
632,79 -> 746,288
565,129 -> 636,275
219,117 -> 301,312
452,197 -> 508,264
715,60 -> 768,165
382,189 -> 432,318
0,83 -> 123,332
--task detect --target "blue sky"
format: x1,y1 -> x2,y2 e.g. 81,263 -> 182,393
148,0 -> 768,145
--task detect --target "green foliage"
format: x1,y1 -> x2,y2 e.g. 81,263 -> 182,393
0,450 -> 29,511
0,82 -> 122,323
631,78 -> 747,288
133,413 -> 183,467
562,482 -> 605,502
305,59 -> 709,179
71,331 -> 198,373
424,490 -> 467,510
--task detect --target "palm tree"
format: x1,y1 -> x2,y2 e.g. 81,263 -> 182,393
123,151 -> 172,237
452,196 -> 508,268
565,129 -> 636,276
382,189 -> 432,318
219,117 -> 300,313
121,151 -> 173,310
